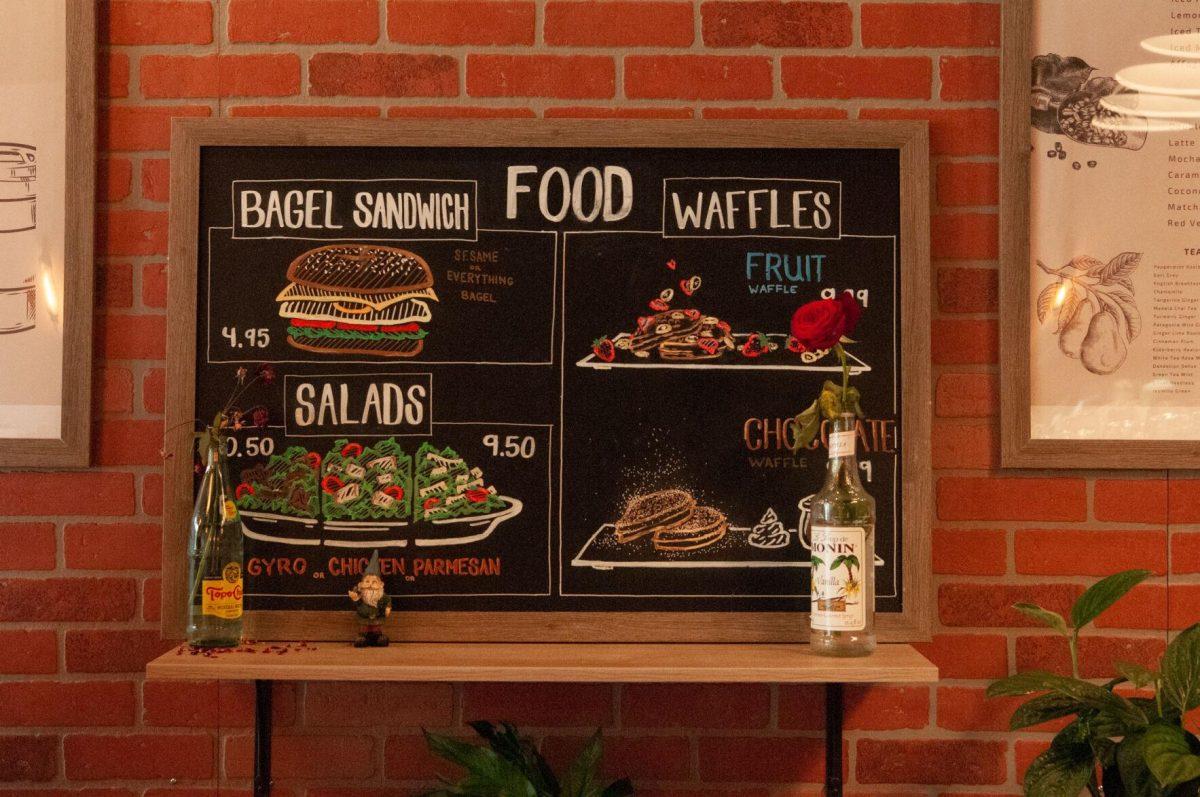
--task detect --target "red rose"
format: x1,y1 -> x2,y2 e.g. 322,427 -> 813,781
836,292 -> 862,337
791,294 -> 860,351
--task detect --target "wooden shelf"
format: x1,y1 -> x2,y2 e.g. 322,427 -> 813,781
147,642 -> 937,684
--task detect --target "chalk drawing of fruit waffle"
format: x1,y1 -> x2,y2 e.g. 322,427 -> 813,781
1037,252 -> 1142,376
577,266 -> 870,375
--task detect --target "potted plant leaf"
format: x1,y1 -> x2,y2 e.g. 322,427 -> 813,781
988,569 -> 1200,796
422,721 -> 634,797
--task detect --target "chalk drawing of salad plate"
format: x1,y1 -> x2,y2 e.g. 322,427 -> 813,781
414,496 -> 523,547
576,333 -> 870,374
240,511 -> 323,546
240,497 -> 524,549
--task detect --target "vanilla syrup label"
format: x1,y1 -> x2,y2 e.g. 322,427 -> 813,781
810,525 -> 866,631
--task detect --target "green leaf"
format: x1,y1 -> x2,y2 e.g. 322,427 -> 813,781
1143,724 -> 1200,789
1116,731 -> 1165,797
424,730 -> 501,772
1070,570 -> 1152,630
1010,693 -> 1084,731
561,729 -> 603,797
989,670 -> 1067,697
1162,623 -> 1200,715
1116,661 -> 1160,690
829,555 -> 847,572
810,555 -> 825,570
1014,602 -> 1071,636
467,721 -> 557,796
422,730 -> 538,797
987,672 -> 1147,729
818,387 -> 840,420
844,386 -> 865,418
1023,742 -> 1096,797
791,400 -> 821,452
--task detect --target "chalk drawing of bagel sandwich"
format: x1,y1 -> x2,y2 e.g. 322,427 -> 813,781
277,244 -> 437,358
234,437 -> 521,548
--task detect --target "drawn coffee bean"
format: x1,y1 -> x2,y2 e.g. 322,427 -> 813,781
1088,161 -> 1097,168
1080,311 -> 1127,375
1058,300 -> 1093,359
1073,162 -> 1082,170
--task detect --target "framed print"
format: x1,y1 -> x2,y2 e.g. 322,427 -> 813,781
0,1 -> 95,467
162,119 -> 931,642
1002,0 -> 1200,468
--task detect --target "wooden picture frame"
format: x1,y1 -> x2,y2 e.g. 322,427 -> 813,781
0,1 -> 95,468
163,119 -> 931,642
1001,1 -> 1200,468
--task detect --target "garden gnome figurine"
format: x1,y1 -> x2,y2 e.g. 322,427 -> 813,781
348,550 -> 391,647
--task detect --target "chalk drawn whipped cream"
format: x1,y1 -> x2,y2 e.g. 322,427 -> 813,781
748,507 -> 790,549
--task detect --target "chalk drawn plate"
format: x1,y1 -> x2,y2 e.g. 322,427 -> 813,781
241,496 -> 524,549
576,333 -> 871,373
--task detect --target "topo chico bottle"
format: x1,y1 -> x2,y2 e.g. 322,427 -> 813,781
808,413 -> 876,656
187,440 -> 244,647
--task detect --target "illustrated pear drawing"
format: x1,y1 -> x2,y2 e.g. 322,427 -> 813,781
1081,311 -> 1127,375
1036,252 -> 1142,376
1058,299 -> 1093,359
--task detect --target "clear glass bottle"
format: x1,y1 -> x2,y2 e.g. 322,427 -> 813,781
809,413 -> 876,656
187,440 -> 244,647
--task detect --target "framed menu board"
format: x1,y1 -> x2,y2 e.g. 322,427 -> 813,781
162,120 -> 931,642
1002,1 -> 1200,467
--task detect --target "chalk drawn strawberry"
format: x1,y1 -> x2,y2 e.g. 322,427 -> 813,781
1036,252 -> 1142,375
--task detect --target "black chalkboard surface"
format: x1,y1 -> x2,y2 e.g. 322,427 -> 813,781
164,121 -> 931,642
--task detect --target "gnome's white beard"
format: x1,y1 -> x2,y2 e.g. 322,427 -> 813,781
359,584 -> 383,608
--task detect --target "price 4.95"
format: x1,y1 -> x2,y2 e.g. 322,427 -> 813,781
221,326 -> 270,349
482,434 -> 536,459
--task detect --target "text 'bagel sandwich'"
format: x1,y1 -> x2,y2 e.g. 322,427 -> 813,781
277,244 -> 437,357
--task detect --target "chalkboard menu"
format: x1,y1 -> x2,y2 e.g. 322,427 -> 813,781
163,121 -> 931,642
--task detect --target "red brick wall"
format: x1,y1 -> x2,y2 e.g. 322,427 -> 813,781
0,0 -> 1192,793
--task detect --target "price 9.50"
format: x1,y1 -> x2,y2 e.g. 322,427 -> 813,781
221,326 -> 270,349
482,434 -> 536,459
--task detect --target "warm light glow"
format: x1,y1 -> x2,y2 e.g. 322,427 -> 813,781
41,269 -> 58,322
1141,33 -> 1200,60
1055,282 -> 1069,307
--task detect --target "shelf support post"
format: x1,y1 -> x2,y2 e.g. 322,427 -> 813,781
825,682 -> 843,797
254,680 -> 272,797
